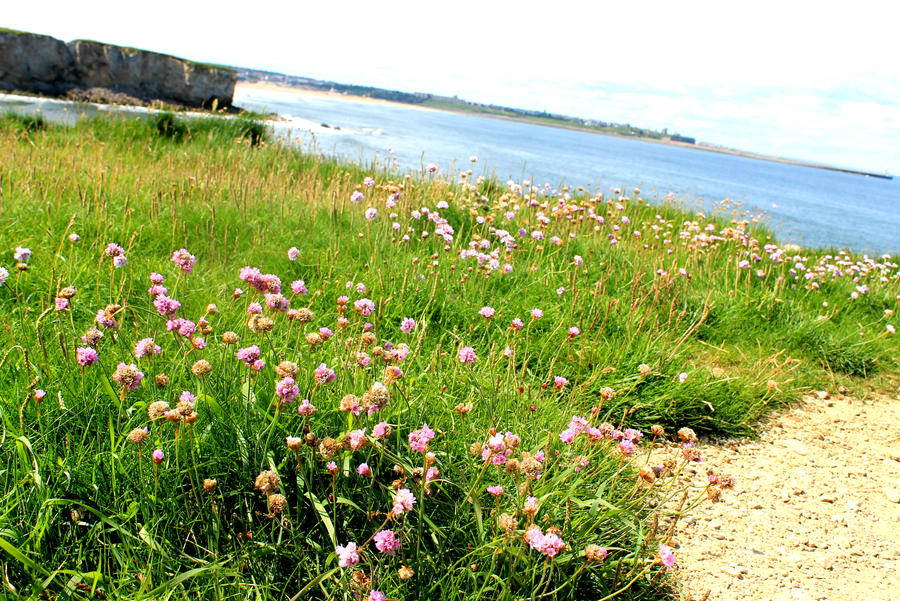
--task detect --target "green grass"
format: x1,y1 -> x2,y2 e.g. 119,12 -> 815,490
0,112 -> 896,600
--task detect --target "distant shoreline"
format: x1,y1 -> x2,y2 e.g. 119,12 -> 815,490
235,81 -> 892,181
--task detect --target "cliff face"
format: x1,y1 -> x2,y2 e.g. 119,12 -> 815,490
0,29 -> 75,94
0,30 -> 235,108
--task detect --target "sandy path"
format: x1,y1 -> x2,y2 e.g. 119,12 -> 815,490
672,393 -> 900,601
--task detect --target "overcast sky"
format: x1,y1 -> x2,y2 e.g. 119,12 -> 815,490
5,1 -> 899,173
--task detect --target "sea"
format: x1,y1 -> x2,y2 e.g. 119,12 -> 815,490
3,88 -> 898,255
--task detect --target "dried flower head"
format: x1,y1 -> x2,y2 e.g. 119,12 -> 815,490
275,361 -> 299,379
319,437 -> 342,459
599,387 -> 616,401
268,493 -> 288,514
148,400 -> 171,420
58,286 -> 77,299
155,373 -> 170,388
127,427 -> 149,445
248,314 -> 274,334
305,332 -> 323,347
677,427 -> 698,443
203,478 -> 217,493
254,470 -> 281,495
222,331 -> 239,345
191,360 -> 212,377
398,565 -> 414,580
585,544 -> 608,562
455,402 -> 474,414
498,513 -> 518,533
651,424 -> 666,437
294,308 -> 314,324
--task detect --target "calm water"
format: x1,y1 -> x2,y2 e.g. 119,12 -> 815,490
4,90 -> 898,254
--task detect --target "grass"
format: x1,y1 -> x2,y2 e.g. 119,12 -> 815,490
0,111 -> 897,600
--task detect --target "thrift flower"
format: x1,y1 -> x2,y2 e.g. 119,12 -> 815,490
658,544 -> 675,568
171,248 -> 196,273
408,423 -> 435,452
336,542 -> 359,568
152,449 -> 164,464
76,347 -> 99,366
400,317 -> 415,333
458,346 -> 477,364
374,529 -> 400,555
392,488 -> 416,515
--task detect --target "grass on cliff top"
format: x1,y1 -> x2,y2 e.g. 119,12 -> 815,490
0,112 -> 897,600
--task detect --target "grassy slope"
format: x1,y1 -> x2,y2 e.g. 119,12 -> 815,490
0,112 -> 896,600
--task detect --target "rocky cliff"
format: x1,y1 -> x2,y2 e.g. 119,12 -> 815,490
0,29 -> 235,108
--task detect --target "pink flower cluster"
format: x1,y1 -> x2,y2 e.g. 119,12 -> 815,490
373,529 -> 400,555
239,266 -> 281,294
391,488 -> 416,515
275,377 -> 300,404
171,248 -> 196,273
525,526 -> 565,558
236,345 -> 261,366
313,363 -> 336,384
408,423 -> 435,452
481,431 -> 520,466
76,347 -> 99,366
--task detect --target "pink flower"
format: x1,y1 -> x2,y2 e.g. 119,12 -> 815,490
657,543 -> 675,568
76,347 -> 99,366
478,306 -> 495,319
149,272 -> 164,285
171,248 -> 196,273
297,398 -> 316,416
400,317 -> 415,333
553,376 -> 568,390
350,191 -> 364,203
574,255 -> 583,266
236,345 -> 261,366
408,423 -> 435,452
373,529 -> 400,555
291,280 -> 308,295
113,255 -> 128,268
153,295 -> 181,317
486,485 -> 503,497
357,463 -> 371,477
336,542 -> 359,568
354,298 -> 375,316
458,346 -> 477,364
372,421 -> 391,439
55,297 -> 69,311
526,527 -> 565,558
275,377 -> 300,404
134,337 -> 160,358
426,466 -> 439,482
347,428 -> 367,451
678,372 -> 688,383
152,449 -> 164,464
319,326 -> 333,340
392,488 -> 416,515
510,317 -> 524,331
567,326 -> 580,338
530,308 -> 543,320
287,247 -> 300,261
252,359 -> 266,371
313,363 -> 336,384
326,461 -> 338,475
247,302 -> 263,314
367,592 -> 386,601
365,207 -> 378,221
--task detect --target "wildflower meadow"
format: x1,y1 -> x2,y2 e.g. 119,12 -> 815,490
0,112 -> 897,600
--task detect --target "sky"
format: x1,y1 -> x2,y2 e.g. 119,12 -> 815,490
5,0 -> 899,174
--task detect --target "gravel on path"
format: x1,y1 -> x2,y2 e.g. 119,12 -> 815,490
672,393 -> 900,601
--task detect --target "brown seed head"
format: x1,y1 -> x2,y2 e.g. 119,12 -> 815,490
318,437 -> 342,459
294,308 -> 314,324
585,544 -> 608,562
498,513 -> 518,533
398,565 -> 414,580
651,424 -> 666,437
148,400 -> 171,420
191,360 -> 212,377
275,361 -> 299,379
203,478 -> 217,493
268,493 -> 288,514
677,427 -> 698,443
155,373 -> 170,388
305,332 -> 322,346
222,331 -> 239,345
127,427 -> 148,444
254,470 -> 281,495
58,286 -> 77,299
